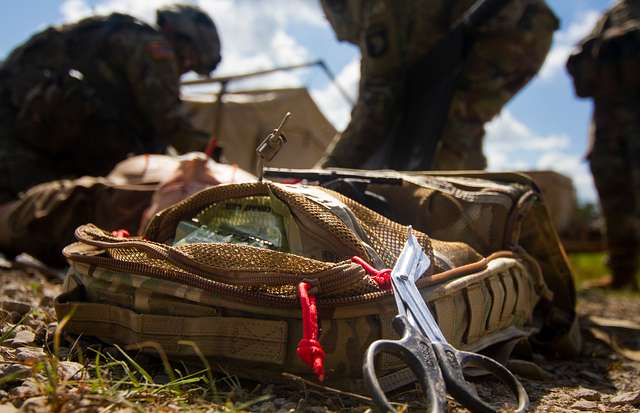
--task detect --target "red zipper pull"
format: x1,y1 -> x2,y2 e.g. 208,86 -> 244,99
111,229 -> 130,238
351,256 -> 392,290
296,281 -> 325,381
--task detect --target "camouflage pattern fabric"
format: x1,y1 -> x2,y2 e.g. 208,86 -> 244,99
0,177 -> 154,266
317,0 -> 558,170
0,13 -> 210,203
58,246 -> 543,390
566,0 -> 640,288
590,103 -> 640,288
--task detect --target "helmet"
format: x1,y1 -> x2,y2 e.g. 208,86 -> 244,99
157,4 -> 221,75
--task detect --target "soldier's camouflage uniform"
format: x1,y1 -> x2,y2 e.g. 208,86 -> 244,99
0,13 -> 211,264
566,0 -> 640,288
317,0 -> 559,170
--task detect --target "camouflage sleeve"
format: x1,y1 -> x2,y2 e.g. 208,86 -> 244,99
320,0 -> 362,43
568,2 -> 640,98
117,31 -> 209,153
566,12 -> 609,98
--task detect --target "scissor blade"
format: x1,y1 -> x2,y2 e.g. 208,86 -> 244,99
391,231 -> 448,343
391,228 -> 430,283
389,228 -> 429,319
401,276 -> 447,343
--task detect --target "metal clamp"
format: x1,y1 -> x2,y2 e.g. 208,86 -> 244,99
256,112 -> 291,182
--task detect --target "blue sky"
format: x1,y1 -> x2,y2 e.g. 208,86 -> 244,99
0,0 -> 615,202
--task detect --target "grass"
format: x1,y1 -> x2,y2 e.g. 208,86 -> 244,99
5,348 -> 273,412
569,252 -> 609,288
0,311 -> 33,343
569,252 -> 640,291
2,333 -> 377,412
1,311 -> 276,413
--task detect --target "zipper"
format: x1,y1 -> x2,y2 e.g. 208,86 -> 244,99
167,246 -> 370,295
272,184 -> 374,262
287,206 -> 368,262
74,225 -> 376,298
282,184 -> 385,267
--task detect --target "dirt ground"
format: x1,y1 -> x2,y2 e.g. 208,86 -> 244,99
1,266 -> 639,413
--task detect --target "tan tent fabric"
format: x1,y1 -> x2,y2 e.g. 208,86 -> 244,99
183,88 -> 336,173
520,170 -> 577,234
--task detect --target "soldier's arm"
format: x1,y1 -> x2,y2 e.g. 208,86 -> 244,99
120,32 -> 209,153
566,12 -> 609,98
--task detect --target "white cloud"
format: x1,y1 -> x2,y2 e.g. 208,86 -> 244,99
198,0 -> 323,92
538,10 -> 600,80
60,0 -> 93,21
311,56 -> 360,130
199,0 -> 325,30
485,110 -> 596,202
485,110 -> 570,152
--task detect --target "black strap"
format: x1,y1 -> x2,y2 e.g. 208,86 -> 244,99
380,0 -> 512,171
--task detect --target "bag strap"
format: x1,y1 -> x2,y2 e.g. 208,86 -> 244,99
55,286 -> 289,365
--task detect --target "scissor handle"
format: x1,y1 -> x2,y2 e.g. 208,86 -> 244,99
432,343 -> 529,413
363,315 -> 447,413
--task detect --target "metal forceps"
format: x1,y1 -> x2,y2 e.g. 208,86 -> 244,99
363,229 -> 529,413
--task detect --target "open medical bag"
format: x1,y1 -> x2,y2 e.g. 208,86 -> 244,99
56,170 -> 579,389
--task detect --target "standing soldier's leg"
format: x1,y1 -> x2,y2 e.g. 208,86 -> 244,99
590,107 -> 640,289
433,1 -> 558,170
318,0 -> 404,169
318,77 -> 397,168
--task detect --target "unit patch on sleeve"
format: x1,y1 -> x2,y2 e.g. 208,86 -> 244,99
146,40 -> 175,61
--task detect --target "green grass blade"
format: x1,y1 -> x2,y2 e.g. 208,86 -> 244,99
0,310 -> 32,342
113,344 -> 153,384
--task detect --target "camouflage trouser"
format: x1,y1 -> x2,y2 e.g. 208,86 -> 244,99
434,2 -> 557,170
0,177 -> 155,266
318,1 -> 557,170
589,102 -> 640,287
318,76 -> 399,169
